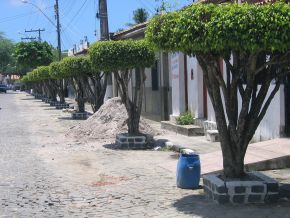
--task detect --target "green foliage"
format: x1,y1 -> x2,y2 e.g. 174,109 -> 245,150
146,3 -> 290,53
0,32 -> 15,73
133,8 -> 149,24
176,111 -> 194,125
49,61 -> 61,80
89,40 -> 155,72
14,41 -> 54,69
33,66 -> 51,81
58,56 -> 91,79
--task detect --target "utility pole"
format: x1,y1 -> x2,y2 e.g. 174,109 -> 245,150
25,28 -> 45,41
98,0 -> 114,98
21,37 -> 37,41
98,0 -> 109,40
55,0 -> 62,61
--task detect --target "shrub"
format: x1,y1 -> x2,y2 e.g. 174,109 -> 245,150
176,111 -> 194,125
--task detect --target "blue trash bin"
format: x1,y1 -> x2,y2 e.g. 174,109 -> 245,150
176,152 -> 200,189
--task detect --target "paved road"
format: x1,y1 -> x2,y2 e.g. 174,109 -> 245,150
0,92 -> 290,218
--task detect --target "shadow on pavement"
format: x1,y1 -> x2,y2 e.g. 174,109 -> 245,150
57,117 -> 73,120
44,108 -> 57,111
173,193 -> 290,218
3,92 -> 19,95
103,143 -> 117,150
20,98 -> 35,101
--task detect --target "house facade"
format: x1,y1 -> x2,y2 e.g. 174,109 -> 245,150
171,53 -> 288,142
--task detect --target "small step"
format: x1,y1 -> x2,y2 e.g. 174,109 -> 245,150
161,121 -> 204,136
206,130 -> 220,142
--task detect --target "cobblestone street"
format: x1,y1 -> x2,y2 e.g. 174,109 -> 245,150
0,92 -> 290,218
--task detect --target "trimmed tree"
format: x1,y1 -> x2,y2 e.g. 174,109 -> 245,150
59,56 -> 91,113
49,61 -> 66,103
89,40 -> 155,135
146,3 -> 290,178
33,66 -> 57,101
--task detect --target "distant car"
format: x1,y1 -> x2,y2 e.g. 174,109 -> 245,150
12,85 -> 21,91
0,85 -> 7,93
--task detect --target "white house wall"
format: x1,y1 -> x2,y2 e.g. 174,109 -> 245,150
251,86 -> 285,142
169,52 -> 186,119
183,55 -> 285,142
187,56 -> 204,118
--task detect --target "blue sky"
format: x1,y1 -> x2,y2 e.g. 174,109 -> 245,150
0,0 -> 191,50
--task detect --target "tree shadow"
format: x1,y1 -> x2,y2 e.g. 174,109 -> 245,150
3,92 -> 19,95
44,108 -> 57,111
173,192 -> 290,218
57,117 -> 73,120
20,98 -> 36,101
103,143 -> 117,150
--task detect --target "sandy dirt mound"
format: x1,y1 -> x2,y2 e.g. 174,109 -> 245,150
66,97 -> 159,141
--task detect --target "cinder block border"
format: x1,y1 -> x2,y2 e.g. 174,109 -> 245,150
71,112 -> 88,120
203,172 -> 279,204
115,133 -> 153,150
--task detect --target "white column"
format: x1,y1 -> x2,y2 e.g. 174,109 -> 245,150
169,52 -> 185,122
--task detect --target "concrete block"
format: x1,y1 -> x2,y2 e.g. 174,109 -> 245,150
248,194 -> 262,203
235,186 -> 246,194
251,185 -> 265,193
232,195 -> 245,204
206,130 -> 220,142
214,194 -> 230,204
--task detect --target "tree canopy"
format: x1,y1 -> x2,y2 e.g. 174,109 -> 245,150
133,8 -> 149,24
146,3 -> 290,53
89,40 -> 155,72
14,41 -> 54,69
58,56 -> 91,79
32,66 -> 51,81
0,32 -> 15,74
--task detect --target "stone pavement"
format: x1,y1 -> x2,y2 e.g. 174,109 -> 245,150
0,91 -> 290,218
147,118 -> 290,176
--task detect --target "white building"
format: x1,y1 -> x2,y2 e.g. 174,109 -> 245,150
170,52 -> 288,142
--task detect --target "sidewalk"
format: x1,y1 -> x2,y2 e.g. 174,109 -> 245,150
144,118 -> 290,175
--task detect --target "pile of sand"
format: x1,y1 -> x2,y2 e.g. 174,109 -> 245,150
66,97 -> 159,141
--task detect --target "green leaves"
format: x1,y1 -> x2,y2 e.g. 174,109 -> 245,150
22,65 -> 50,83
0,32 -> 14,73
89,39 -> 155,72
14,41 -> 53,69
146,3 -> 290,53
58,56 -> 91,79
49,61 -> 61,80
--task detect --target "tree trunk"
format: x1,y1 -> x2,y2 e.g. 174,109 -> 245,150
77,98 -> 85,113
220,139 -> 245,179
114,68 -> 145,135
195,52 -> 285,179
127,103 -> 140,135
58,80 -> 66,103
72,77 -> 86,113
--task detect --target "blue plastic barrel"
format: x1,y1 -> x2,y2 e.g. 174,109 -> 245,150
176,153 -> 200,189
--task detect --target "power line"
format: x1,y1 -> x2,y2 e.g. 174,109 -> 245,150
62,0 -> 89,32
0,5 -> 54,24
21,37 -> 37,41
25,28 -> 45,41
